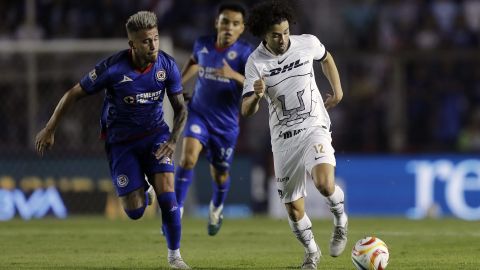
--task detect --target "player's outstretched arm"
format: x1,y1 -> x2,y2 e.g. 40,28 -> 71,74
321,52 -> 343,110
241,76 -> 265,117
155,93 -> 187,159
35,83 -> 87,156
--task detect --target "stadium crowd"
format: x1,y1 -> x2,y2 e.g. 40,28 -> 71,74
1,0 -> 480,155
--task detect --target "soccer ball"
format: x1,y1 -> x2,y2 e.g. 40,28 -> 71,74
351,236 -> 389,270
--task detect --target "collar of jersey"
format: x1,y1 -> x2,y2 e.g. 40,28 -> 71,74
129,49 -> 154,74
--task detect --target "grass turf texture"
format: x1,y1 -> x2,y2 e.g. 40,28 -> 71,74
1,217 -> 479,269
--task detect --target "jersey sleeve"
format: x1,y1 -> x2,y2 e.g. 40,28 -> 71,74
191,38 -> 202,63
242,56 -> 260,97
79,59 -> 110,95
166,58 -> 183,95
308,35 -> 327,61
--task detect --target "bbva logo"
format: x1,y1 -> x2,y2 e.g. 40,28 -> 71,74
0,187 -> 67,221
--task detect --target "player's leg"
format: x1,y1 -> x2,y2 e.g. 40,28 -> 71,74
175,136 -> 203,216
175,112 -> 208,216
151,172 -> 189,269
207,165 -> 229,236
146,133 -> 190,269
306,126 -> 348,257
311,163 -> 347,257
205,131 -> 237,236
274,147 -> 320,269
285,198 -> 321,269
105,142 -> 150,220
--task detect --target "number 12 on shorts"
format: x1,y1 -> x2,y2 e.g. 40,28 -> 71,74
313,143 -> 324,154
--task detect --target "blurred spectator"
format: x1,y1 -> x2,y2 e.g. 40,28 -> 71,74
1,0 -> 479,155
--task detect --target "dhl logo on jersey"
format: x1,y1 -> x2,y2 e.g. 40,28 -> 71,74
267,59 -> 310,77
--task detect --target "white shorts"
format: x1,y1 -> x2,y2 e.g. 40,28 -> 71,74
273,127 -> 336,203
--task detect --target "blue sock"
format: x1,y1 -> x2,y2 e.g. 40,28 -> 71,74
144,190 -> 150,205
124,206 -> 146,220
212,177 -> 230,207
174,167 -> 193,208
158,192 -> 181,250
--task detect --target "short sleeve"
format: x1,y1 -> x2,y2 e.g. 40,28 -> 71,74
166,59 -> 183,95
309,35 -> 327,61
192,39 -> 202,63
242,56 -> 260,97
79,60 -> 110,95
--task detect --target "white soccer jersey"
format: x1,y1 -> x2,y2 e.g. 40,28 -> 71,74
243,34 -> 331,152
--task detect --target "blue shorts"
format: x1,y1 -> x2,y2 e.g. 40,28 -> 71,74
105,132 -> 175,196
183,110 -> 239,172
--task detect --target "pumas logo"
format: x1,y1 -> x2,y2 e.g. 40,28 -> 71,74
200,46 -> 209,54
227,50 -> 237,60
156,70 -> 166,81
117,175 -> 129,187
119,75 -> 133,83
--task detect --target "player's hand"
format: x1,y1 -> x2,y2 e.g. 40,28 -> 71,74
154,140 -> 175,160
324,92 -> 343,110
253,76 -> 265,99
214,59 -> 236,79
35,128 -> 55,156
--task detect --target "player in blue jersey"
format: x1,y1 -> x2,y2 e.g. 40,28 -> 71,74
35,11 -> 190,269
174,2 -> 253,236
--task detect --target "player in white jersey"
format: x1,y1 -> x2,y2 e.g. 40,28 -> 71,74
242,1 -> 348,269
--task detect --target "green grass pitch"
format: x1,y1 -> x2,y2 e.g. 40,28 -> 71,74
1,216 -> 479,269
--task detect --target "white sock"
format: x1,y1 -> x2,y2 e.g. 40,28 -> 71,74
168,248 -> 181,259
288,214 -> 318,253
326,185 -> 347,227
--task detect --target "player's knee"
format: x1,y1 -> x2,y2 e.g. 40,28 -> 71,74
180,155 -> 197,169
124,206 -> 146,220
316,181 -> 335,197
212,170 -> 229,184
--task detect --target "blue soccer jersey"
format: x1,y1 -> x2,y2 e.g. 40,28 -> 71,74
79,49 -> 182,143
189,36 -> 253,134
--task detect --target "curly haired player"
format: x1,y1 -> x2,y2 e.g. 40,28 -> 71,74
242,1 -> 348,269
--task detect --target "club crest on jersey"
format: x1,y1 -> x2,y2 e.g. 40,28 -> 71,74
156,69 -> 166,81
89,69 -> 97,81
227,51 -> 237,60
190,124 -> 202,134
117,174 -> 129,187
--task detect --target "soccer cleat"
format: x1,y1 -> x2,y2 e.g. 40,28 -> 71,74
302,245 -> 321,269
146,185 -> 155,206
168,256 -> 190,269
207,201 -> 223,236
329,221 -> 348,257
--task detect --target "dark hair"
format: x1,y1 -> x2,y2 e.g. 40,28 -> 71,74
217,2 -> 247,19
246,0 -> 296,37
